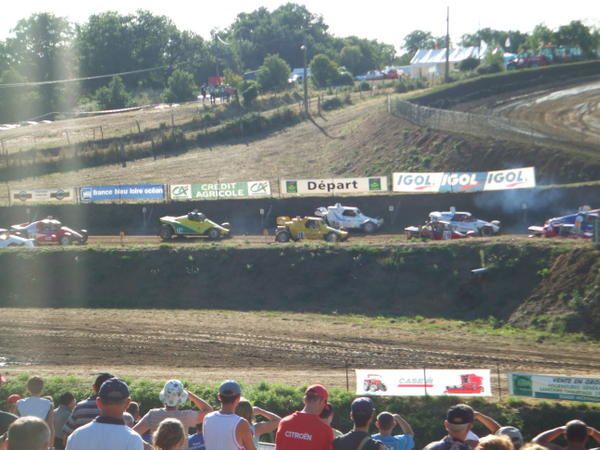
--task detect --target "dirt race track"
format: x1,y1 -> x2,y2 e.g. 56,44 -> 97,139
1,308 -> 599,391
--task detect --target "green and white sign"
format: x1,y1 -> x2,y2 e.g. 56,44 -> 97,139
509,373 -> 600,403
170,181 -> 271,200
280,176 -> 387,195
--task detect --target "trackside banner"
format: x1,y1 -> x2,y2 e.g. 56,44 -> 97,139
170,181 -> 271,200
509,373 -> 600,403
80,184 -> 165,203
9,188 -> 76,205
392,167 -> 536,193
356,369 -> 492,397
280,177 -> 387,195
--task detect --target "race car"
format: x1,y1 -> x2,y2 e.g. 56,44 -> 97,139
405,220 -> 475,240
10,217 -> 87,245
314,203 -> 383,233
159,210 -> 231,241
528,206 -> 599,238
428,208 -> 501,236
275,216 -> 348,243
0,229 -> 35,248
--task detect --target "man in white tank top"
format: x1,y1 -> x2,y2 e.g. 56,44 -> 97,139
203,380 -> 257,450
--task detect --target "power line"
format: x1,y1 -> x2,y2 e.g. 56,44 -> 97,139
0,63 -> 182,89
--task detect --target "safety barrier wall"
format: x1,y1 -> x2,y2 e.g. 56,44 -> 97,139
0,184 -> 597,236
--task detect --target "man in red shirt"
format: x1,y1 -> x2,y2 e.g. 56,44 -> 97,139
275,384 -> 334,450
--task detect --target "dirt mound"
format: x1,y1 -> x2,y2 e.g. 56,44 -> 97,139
509,247 -> 600,336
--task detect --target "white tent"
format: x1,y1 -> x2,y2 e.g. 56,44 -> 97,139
408,46 -> 482,79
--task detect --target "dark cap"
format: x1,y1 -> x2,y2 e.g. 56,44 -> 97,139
351,397 -> 375,416
305,384 -> 328,401
447,404 -> 474,425
219,380 -> 241,396
98,378 -> 130,403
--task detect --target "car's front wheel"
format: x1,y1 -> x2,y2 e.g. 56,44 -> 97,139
160,225 -> 173,241
60,236 -> 72,245
207,228 -> 220,240
363,222 -> 377,234
275,231 -> 290,243
325,232 -> 339,243
480,227 -> 494,237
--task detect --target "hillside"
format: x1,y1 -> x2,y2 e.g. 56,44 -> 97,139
7,94 -> 600,190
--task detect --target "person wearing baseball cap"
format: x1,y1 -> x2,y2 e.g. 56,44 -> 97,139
275,384 -> 334,450
65,378 -> 143,450
423,404 -> 474,450
334,397 -> 384,450
203,380 -> 257,450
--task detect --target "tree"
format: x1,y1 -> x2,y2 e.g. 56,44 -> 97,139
556,21 -> 595,57
162,70 -> 197,103
241,80 -> 259,105
403,30 -> 435,56
95,76 -> 131,109
340,45 -> 362,75
256,54 -> 291,91
527,24 -> 555,50
309,53 -> 338,88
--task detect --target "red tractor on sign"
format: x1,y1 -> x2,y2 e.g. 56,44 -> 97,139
363,374 -> 387,393
445,374 -> 484,394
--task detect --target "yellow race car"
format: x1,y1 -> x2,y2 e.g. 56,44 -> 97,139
274,216 -> 348,243
159,210 -> 231,241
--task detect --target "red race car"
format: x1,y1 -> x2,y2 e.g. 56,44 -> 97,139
10,217 -> 88,245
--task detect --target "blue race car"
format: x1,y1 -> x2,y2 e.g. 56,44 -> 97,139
528,206 -> 599,238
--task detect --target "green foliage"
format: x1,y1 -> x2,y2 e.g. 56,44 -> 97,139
458,57 -> 480,72
310,54 -> 339,88
340,45 -> 363,75
95,76 -> 131,110
321,97 -> 343,111
241,80 -> 259,106
162,69 -> 197,103
335,72 -> 354,87
358,81 -> 371,91
257,54 -> 291,91
476,51 -> 504,75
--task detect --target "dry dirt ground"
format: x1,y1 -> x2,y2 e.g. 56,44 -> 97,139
460,79 -> 600,147
1,308 -> 598,392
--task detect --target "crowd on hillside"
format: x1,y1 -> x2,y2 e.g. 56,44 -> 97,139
1,374 -> 599,450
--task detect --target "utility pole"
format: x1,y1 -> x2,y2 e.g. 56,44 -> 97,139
302,33 -> 309,116
445,6 -> 450,83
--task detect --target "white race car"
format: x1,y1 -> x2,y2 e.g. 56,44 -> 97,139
428,207 -> 500,236
315,203 -> 383,233
0,229 -> 35,248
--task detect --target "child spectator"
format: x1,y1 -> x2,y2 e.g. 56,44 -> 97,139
236,398 -> 281,444
15,377 -> 54,445
53,392 -> 76,449
371,411 -> 415,450
154,418 -> 187,450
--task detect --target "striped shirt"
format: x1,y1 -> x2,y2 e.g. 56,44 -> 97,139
62,396 -> 100,437
62,396 -> 134,437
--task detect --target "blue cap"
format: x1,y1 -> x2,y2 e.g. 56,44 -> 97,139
351,397 -> 375,416
99,378 -> 130,403
219,380 -> 241,396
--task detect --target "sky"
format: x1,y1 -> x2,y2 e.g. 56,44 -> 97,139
0,0 -> 598,51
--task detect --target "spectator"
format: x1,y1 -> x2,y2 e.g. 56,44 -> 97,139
236,398 -> 281,444
65,377 -> 143,450
471,411 -> 524,450
127,402 -> 141,425
15,376 -> 54,445
533,420 -> 600,450
62,372 -> 116,444
53,392 -> 76,450
476,435 -> 514,450
275,384 -> 334,450
133,379 -> 213,443
423,404 -> 474,450
153,418 -> 186,450
0,410 -> 17,438
5,396 -> 20,416
320,403 -> 343,438
371,411 -> 415,450
188,424 -> 205,450
5,416 -> 50,450
333,397 -> 383,450
203,380 -> 256,450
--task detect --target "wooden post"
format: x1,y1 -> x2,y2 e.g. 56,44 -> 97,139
497,364 -> 503,401
120,142 -> 126,168
100,126 -> 104,140
92,127 -> 96,140
171,109 -> 175,128
65,130 -> 71,145
136,120 -> 141,134
345,360 -> 350,392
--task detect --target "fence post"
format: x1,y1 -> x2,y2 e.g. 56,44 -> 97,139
497,364 -> 503,402
65,130 -> 71,145
345,360 -> 350,392
100,126 -> 104,140
136,120 -> 142,134
423,368 -> 428,396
